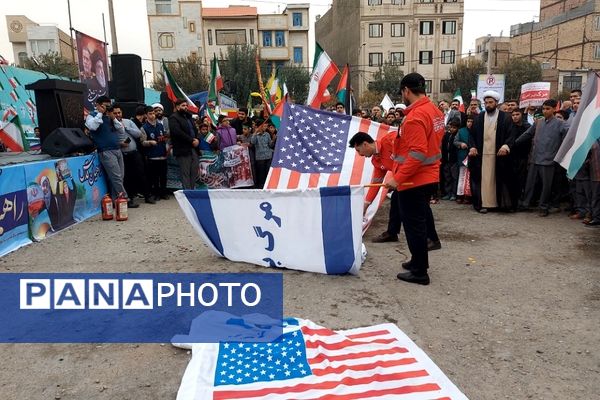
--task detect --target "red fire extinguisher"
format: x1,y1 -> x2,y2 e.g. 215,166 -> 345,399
115,193 -> 128,221
101,194 -> 113,220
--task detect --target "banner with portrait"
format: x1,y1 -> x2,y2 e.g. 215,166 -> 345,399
24,154 -> 107,241
0,165 -> 31,257
75,31 -> 109,111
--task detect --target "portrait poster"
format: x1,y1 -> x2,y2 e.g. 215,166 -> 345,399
75,31 -> 109,111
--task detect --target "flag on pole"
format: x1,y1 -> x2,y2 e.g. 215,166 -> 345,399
306,43 -> 339,109
265,68 -> 282,106
380,94 -> 394,112
175,317 -> 469,400
336,64 -> 352,115
162,60 -> 199,113
208,55 -> 224,104
175,186 -> 364,275
0,114 -> 26,152
269,94 -> 287,129
453,89 -> 465,112
555,72 -> 600,178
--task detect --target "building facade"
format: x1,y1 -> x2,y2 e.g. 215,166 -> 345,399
6,15 -> 76,66
472,35 -> 511,74
510,0 -> 600,93
316,0 -> 464,101
146,0 -> 309,79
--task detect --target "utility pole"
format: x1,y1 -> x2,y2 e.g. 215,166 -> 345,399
67,0 -> 76,62
107,0 -> 119,54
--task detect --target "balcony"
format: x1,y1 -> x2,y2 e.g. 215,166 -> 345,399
260,47 -> 289,60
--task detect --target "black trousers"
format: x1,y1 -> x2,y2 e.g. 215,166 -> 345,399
254,159 -> 271,189
387,190 -> 401,235
523,164 -> 555,210
147,159 -> 168,197
123,150 -> 150,199
397,183 -> 439,276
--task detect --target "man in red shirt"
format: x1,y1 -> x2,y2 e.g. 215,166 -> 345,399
350,73 -> 444,285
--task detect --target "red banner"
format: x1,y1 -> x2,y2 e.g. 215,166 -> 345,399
519,82 -> 551,108
75,31 -> 109,111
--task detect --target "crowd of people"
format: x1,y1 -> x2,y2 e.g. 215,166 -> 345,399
84,97 -> 279,210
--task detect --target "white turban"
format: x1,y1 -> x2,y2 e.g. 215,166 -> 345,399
482,90 -> 500,102
151,102 -> 164,110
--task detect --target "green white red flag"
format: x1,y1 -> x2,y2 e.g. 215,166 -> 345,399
162,60 -> 199,113
208,55 -> 223,104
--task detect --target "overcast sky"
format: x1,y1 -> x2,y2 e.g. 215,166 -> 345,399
0,0 -> 541,75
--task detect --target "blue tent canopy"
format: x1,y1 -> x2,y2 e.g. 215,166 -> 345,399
188,91 -> 237,109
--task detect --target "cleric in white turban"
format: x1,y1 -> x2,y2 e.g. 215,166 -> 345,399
482,90 -> 501,102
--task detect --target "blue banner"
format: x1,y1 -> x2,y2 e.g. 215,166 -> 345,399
0,165 -> 31,257
0,273 -> 283,343
24,153 -> 107,241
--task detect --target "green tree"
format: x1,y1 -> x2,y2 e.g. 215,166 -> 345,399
218,44 -> 260,105
278,64 -> 310,104
359,89 -> 385,108
22,52 -> 79,79
152,55 -> 208,94
448,59 -> 486,103
501,58 -> 542,100
367,63 -> 404,99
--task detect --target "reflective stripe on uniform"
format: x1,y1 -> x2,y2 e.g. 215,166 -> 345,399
393,152 -> 441,165
371,177 -> 385,183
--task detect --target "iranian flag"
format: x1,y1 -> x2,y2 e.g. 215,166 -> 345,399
8,77 -> 19,89
453,89 -> 465,112
162,60 -> 199,113
306,43 -> 339,108
0,114 -> 26,152
208,55 -> 223,104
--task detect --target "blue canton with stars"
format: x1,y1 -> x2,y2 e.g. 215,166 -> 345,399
273,103 -> 352,174
214,330 -> 311,386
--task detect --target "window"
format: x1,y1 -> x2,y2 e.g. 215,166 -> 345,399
391,52 -> 405,66
369,24 -> 383,38
441,50 -> 455,64
368,0 -> 382,5
30,39 -> 55,55
189,21 -> 196,33
17,51 -> 27,66
216,29 -> 247,45
594,44 -> 600,59
293,12 -> 302,27
595,16 -> 600,31
275,31 -> 285,47
420,21 -> 434,35
442,21 -> 456,35
369,52 -> 383,67
250,29 -> 255,45
563,75 -> 582,91
419,50 -> 433,64
155,0 -> 171,14
392,0 -> 406,5
391,23 -> 405,37
440,79 -> 453,93
263,31 -> 272,47
425,80 -> 432,93
293,47 -> 303,64
157,33 -> 174,49
420,0 -> 434,3
207,30 -> 213,45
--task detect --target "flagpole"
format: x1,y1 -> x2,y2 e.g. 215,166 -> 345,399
66,0 -> 76,63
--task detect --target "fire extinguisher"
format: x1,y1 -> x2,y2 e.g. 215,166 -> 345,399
115,193 -> 128,221
101,194 -> 113,220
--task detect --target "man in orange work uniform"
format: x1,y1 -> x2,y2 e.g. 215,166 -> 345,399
349,73 -> 444,285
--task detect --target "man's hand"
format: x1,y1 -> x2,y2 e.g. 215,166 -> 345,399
468,147 -> 478,157
95,104 -> 106,114
460,143 -> 468,149
148,140 -> 158,146
192,138 -> 200,148
119,142 -> 128,148
385,178 -> 398,190
497,145 -> 510,157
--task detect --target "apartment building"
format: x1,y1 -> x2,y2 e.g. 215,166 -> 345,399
316,0 -> 464,100
472,35 -> 511,74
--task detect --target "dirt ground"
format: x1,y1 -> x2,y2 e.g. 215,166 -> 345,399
1,196 -> 598,400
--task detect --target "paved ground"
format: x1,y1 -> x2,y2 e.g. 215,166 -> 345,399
1,197 -> 598,399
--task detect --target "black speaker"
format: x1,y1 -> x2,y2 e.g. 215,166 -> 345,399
24,79 -> 86,144
159,92 -> 174,116
110,54 -> 144,102
41,128 -> 94,157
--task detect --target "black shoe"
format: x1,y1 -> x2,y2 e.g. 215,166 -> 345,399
160,194 -> 170,200
402,261 -> 414,271
396,271 -> 430,285
427,239 -> 442,251
538,209 -> 549,217
145,197 -> 156,204
372,231 -> 398,243
127,199 -> 140,209
585,219 -> 600,227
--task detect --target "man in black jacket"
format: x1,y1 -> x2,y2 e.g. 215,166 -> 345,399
169,99 -> 200,189
508,108 -> 531,205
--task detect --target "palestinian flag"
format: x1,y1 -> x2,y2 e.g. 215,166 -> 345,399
336,64 -> 352,115
306,43 -> 339,108
0,113 -> 26,151
208,55 -> 223,104
555,72 -> 600,178
269,94 -> 288,130
453,89 -> 465,112
162,60 -> 199,113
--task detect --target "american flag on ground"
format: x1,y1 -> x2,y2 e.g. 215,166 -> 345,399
176,318 -> 468,399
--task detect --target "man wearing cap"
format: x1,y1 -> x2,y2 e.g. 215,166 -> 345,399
151,103 -> 169,136
468,90 -> 515,213
352,73 -> 444,285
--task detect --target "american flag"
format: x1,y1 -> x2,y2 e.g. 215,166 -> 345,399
176,319 -> 468,399
265,103 -> 397,190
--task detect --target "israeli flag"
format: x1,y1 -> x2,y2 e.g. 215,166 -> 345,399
175,187 -> 364,275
